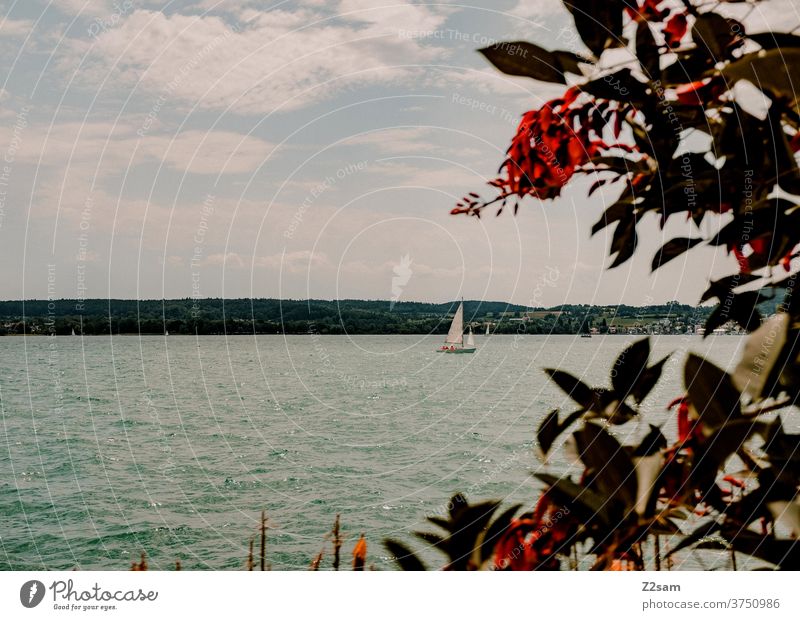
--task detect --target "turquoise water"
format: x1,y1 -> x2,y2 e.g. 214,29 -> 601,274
0,334 -> 744,570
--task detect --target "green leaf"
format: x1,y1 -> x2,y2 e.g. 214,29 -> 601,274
479,41 -> 566,83
651,237 -> 704,271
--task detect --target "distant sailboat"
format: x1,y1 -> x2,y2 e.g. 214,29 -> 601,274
485,323 -> 490,336
71,328 -> 76,336
437,300 -> 476,354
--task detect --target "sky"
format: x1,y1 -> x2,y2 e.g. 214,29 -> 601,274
0,0 -> 797,307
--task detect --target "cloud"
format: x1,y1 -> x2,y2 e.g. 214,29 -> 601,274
69,4 -> 451,115
256,250 -> 332,272
0,121 -> 273,175
0,18 -> 34,38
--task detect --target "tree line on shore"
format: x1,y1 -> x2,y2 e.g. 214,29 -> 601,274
0,298 -> 712,336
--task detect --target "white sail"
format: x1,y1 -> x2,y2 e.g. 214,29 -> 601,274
445,302 -> 464,344
485,324 -> 490,336
466,327 -> 475,347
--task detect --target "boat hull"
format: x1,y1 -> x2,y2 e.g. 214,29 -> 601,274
442,347 -> 476,354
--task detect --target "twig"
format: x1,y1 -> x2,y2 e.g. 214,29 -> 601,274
654,536 -> 661,571
260,510 -> 268,571
310,548 -> 324,571
332,514 -> 342,571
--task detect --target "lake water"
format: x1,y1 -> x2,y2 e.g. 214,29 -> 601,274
0,334 -> 746,570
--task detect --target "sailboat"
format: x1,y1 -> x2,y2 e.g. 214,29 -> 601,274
485,323 -> 490,336
437,300 -> 476,354
71,328 -> 76,336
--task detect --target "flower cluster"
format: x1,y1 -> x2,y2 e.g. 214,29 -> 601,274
493,493 -> 573,570
453,90 -> 635,215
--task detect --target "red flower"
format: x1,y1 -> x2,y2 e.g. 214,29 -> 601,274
626,0 -> 668,21
668,395 -> 702,443
484,95 -> 630,204
663,13 -> 688,48
493,493 -> 573,570
675,77 -> 723,106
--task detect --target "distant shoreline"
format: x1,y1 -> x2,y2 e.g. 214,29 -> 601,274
0,297 -> 737,337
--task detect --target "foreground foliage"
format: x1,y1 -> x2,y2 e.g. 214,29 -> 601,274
387,0 -> 800,571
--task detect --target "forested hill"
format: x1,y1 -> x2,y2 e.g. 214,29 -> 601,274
0,298 -> 716,336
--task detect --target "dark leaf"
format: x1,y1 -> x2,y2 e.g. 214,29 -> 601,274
384,539 -> 427,571
732,314 -> 789,399
704,291 -> 763,335
608,213 -> 637,268
636,21 -> 659,80
727,532 -> 800,570
573,422 -> 638,511
631,354 -> 669,404
633,424 -> 667,457
413,531 -> 445,547
537,408 -> 585,457
747,32 -> 800,50
479,41 -> 567,83
666,520 -> 722,557
544,368 -> 595,409
700,273 -> 761,304
480,504 -> 522,564
591,197 -> 634,235
553,49 -> 590,75
684,353 -> 741,429
651,237 -> 704,271
535,473 -> 611,526
722,48 -> 800,103
579,68 -> 648,103
611,337 -> 650,400
692,13 -> 734,60
563,0 -> 625,58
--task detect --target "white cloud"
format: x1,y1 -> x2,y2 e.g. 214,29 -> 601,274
0,18 -> 34,38
68,4 -> 451,115
0,121 -> 273,174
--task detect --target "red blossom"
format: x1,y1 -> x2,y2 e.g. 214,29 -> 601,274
493,493 -> 573,570
668,395 -> 698,443
663,13 -> 688,48
626,0 -> 668,21
462,92 -> 634,211
675,77 -> 723,106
